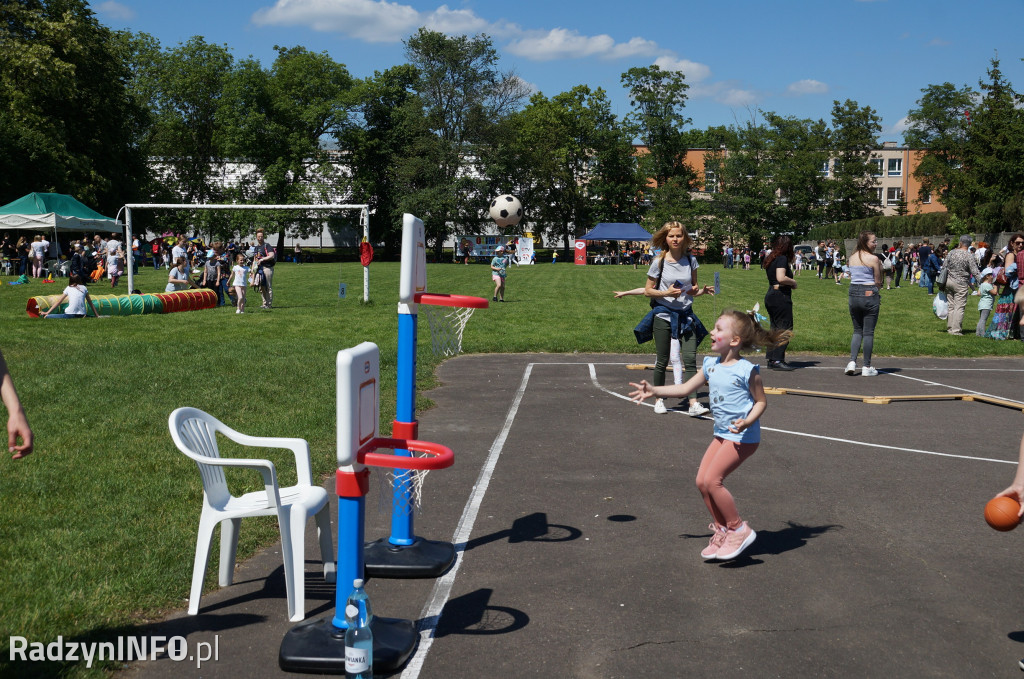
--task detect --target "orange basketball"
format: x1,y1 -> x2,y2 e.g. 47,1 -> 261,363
984,496 -> 1021,532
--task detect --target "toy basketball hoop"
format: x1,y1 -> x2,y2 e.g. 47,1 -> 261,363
357,215 -> 488,580
362,436 -> 453,515
415,292 -> 489,357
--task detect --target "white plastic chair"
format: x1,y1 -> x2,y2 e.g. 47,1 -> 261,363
169,407 -> 335,622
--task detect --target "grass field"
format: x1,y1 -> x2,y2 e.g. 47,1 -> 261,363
0,258 -> 1018,677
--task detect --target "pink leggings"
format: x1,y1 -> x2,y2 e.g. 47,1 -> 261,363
695,437 -> 758,530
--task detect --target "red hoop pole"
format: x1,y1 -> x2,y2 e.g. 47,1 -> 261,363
357,437 -> 454,470
414,292 -> 489,309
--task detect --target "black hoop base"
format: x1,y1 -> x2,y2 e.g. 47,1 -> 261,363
363,537 -> 456,578
279,616 -> 417,674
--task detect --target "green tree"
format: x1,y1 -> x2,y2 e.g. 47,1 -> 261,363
127,35 -> 234,236
903,82 -> 974,207
621,65 -> 693,186
622,65 -> 695,230
0,0 -> 149,213
699,120 -> 776,250
954,58 -> 1024,231
403,29 -> 528,254
338,65 -> 429,254
507,87 -> 640,249
828,99 -> 882,223
222,46 -> 353,245
762,112 -> 831,235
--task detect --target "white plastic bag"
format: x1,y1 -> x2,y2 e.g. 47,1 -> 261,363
932,291 -> 948,320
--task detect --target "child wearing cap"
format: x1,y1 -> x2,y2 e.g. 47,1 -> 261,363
490,246 -> 507,302
977,268 -> 996,336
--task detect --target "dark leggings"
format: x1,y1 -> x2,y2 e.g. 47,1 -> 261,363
764,288 -> 793,363
849,284 -> 880,365
653,316 -> 697,388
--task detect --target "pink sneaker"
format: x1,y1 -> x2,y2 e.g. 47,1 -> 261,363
716,522 -> 756,560
700,524 -> 727,560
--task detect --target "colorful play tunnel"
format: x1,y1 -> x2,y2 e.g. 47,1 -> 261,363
27,290 -> 217,317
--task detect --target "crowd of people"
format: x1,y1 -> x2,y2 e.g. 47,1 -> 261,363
2,229 -> 280,315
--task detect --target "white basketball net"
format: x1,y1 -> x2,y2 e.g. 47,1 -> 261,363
377,454 -> 432,515
420,304 -> 476,357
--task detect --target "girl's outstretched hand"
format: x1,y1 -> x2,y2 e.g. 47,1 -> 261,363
628,380 -> 655,403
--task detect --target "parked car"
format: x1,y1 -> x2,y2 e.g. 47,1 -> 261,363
795,244 -> 814,262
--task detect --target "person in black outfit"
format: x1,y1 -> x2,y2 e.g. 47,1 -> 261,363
762,235 -> 798,371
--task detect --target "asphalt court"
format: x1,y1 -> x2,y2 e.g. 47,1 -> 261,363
127,353 -> 1024,678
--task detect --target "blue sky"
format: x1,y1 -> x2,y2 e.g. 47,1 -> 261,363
95,0 -> 1024,143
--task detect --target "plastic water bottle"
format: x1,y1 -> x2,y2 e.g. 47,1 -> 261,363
344,579 -> 373,679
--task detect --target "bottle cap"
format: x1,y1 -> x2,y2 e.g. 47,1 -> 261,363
353,578 -> 364,588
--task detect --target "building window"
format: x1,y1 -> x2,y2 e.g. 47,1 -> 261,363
819,161 -> 830,176
871,159 -> 883,177
704,170 -> 717,193
886,187 -> 903,206
922,191 -> 932,204
870,188 -> 882,206
887,158 -> 902,177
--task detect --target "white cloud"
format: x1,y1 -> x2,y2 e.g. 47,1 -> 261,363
717,88 -> 758,107
253,0 -> 428,43
928,37 -> 951,47
786,79 -> 829,96
505,28 -> 658,61
95,1 -> 136,21
886,116 -> 911,135
653,56 -> 711,83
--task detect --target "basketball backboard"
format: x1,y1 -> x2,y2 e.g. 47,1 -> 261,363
398,213 -> 426,306
336,341 -> 380,469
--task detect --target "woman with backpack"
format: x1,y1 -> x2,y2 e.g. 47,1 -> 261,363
634,221 -> 714,416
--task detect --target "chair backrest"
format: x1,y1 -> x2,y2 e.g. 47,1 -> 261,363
169,407 -> 230,508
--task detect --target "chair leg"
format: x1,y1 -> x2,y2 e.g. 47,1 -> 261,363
314,505 -> 336,583
289,506 -> 313,622
218,517 -> 242,587
189,512 -> 219,615
275,506 -> 302,622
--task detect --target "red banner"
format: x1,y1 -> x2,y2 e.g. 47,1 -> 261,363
574,239 -> 587,266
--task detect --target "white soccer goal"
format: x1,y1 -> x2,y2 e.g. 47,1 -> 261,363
121,203 -> 370,300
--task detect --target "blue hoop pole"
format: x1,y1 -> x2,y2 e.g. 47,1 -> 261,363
333,491 -> 365,628
388,310 -> 417,546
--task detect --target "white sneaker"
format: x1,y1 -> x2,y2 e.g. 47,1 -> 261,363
844,361 -> 857,375
653,399 -> 667,414
862,366 -> 878,377
688,402 -> 710,417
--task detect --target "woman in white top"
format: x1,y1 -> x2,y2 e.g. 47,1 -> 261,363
845,232 -> 882,377
644,221 -> 714,416
30,235 -> 47,278
40,274 -> 99,318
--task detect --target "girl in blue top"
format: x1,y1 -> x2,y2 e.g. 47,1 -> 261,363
630,309 -> 791,561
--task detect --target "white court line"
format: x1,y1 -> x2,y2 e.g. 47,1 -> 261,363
588,364 -> 1014,466
400,364 -> 534,679
402,359 -> 1016,677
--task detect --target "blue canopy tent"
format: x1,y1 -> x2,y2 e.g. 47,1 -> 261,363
577,223 -> 651,264
579,223 -> 651,241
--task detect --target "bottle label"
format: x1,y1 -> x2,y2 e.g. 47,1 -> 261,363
345,647 -> 369,673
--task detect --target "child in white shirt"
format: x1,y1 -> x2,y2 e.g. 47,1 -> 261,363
231,254 -> 249,314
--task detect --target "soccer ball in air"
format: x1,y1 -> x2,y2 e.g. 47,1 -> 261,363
489,194 -> 523,228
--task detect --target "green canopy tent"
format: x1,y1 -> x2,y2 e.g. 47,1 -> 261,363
0,192 -> 121,241
0,193 -> 122,270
